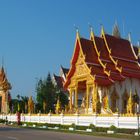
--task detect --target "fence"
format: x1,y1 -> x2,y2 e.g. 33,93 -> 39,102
0,113 -> 139,129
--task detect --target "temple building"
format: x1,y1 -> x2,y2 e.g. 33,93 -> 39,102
53,66 -> 69,95
0,67 -> 11,113
63,26 -> 140,115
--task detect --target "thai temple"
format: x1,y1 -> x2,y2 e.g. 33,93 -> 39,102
0,67 -> 11,113
53,66 -> 69,91
55,25 -> 140,115
53,66 -> 69,97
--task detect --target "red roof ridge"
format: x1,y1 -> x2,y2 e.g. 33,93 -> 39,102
104,33 -> 137,61
90,31 -> 124,81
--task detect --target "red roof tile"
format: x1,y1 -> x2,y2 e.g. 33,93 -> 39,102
94,36 -> 124,81
61,66 -> 69,77
104,34 -> 140,78
105,34 -> 136,61
80,38 -> 99,64
53,74 -> 64,89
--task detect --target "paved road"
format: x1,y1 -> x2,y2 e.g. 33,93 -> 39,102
0,126 -> 127,140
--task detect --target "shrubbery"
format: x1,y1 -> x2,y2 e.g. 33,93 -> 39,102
95,127 -> 108,132
0,119 -> 6,123
76,125 -> 88,130
7,121 -> 139,135
88,124 -> 96,131
108,125 -> 118,133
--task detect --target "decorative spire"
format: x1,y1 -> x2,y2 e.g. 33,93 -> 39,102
1,56 -> 4,68
137,40 -> 140,47
88,23 -> 94,40
128,32 -> 132,42
101,24 -> 105,36
0,67 -> 11,90
112,22 -> 121,38
88,22 -> 93,32
74,24 -> 79,36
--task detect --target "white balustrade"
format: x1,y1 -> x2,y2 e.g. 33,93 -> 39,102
0,113 -> 139,129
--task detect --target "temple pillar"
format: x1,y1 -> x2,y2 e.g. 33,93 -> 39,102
69,89 -> 72,111
108,93 -> 111,110
0,91 -> 8,114
118,96 -> 122,113
126,91 -> 133,115
75,85 -> 78,109
86,84 -> 90,113
72,89 -> 75,107
92,84 -> 96,113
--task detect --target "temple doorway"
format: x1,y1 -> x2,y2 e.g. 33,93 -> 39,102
77,81 -> 86,113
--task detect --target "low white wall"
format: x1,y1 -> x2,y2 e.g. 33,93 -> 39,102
0,113 -> 139,129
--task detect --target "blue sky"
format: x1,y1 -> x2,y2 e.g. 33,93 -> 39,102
0,0 -> 140,99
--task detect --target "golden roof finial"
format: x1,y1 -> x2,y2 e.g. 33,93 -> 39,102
88,22 -> 93,32
88,23 -> 95,40
101,24 -> 105,36
74,24 -> 80,37
128,32 -> 132,43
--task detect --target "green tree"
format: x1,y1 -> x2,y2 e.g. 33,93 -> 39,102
11,99 -> 18,113
36,73 -> 56,113
21,96 -> 29,113
55,89 -> 68,111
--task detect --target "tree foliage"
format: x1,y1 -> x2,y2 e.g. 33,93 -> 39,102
55,89 -> 69,111
36,73 -> 56,113
10,95 -> 29,113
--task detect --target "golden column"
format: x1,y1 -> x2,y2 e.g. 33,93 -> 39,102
86,84 -> 90,113
69,88 -> 72,111
75,85 -> 78,109
92,84 -> 97,113
127,90 -> 133,115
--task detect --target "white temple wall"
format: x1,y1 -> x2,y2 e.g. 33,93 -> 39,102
1,113 -> 139,129
108,78 -> 140,113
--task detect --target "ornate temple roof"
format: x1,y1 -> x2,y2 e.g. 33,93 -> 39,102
64,32 -> 113,88
102,32 -> 140,78
92,35 -> 125,81
60,66 -> 69,78
53,74 -> 64,89
0,67 -> 11,91
64,28 -> 140,89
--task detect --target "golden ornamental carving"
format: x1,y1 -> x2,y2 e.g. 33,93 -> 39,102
126,91 -> 133,114
76,51 -> 84,64
0,67 -> 11,91
75,64 -> 88,76
103,94 -> 109,110
92,85 -> 97,112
